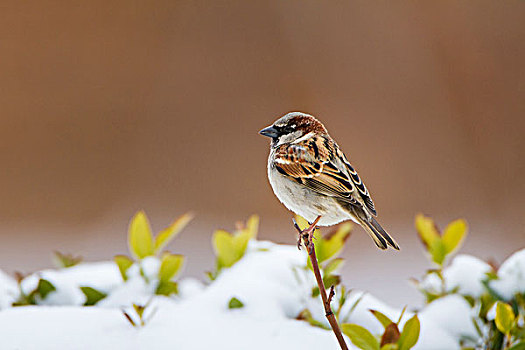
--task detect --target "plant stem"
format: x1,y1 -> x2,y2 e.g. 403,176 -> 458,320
294,217 -> 349,350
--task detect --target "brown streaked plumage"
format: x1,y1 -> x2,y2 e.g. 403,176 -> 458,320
259,112 -> 399,250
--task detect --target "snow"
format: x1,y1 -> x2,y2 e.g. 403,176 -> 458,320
19,262 -> 122,306
420,254 -> 492,297
0,270 -> 17,309
418,295 -> 477,340
489,249 -> 525,300
0,243 -> 524,350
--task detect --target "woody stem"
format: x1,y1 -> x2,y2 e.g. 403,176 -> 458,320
294,216 -> 349,350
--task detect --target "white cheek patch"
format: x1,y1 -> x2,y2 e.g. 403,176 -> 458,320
292,131 -> 314,144
276,130 -> 302,146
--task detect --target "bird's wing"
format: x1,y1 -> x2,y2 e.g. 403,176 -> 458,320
274,135 -> 375,213
334,148 -> 377,215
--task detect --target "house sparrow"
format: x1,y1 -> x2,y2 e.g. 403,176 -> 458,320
259,112 -> 399,250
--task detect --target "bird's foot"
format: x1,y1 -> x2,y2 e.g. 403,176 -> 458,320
292,218 -> 304,250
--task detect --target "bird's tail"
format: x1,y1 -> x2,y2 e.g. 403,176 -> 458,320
357,216 -> 400,250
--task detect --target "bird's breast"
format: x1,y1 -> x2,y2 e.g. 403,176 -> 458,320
267,156 -> 352,226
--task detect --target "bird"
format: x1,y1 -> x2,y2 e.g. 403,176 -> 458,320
259,112 -> 399,250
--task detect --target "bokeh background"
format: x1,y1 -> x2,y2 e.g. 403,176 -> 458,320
1,1 -> 524,305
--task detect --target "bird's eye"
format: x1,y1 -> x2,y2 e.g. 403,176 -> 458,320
282,125 -> 295,134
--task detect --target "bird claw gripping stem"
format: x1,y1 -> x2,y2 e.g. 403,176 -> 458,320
292,217 -> 321,251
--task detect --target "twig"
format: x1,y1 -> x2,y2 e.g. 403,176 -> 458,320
328,285 -> 336,304
293,217 -> 349,350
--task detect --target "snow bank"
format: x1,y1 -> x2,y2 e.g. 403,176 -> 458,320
0,242 -> 347,350
19,261 -> 122,306
0,244 -> 524,350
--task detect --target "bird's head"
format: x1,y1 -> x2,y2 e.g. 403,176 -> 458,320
259,112 -> 327,147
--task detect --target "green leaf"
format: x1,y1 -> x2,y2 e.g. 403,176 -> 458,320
381,344 -> 398,350
296,308 -> 330,330
37,279 -> 56,299
158,253 -> 185,283
128,211 -> 154,259
213,230 -> 237,268
397,306 -> 407,325
341,323 -> 380,350
80,286 -> 107,306
370,309 -> 395,329
481,278 -> 506,301
294,215 -> 311,231
429,239 -> 447,266
315,223 -> 352,263
154,212 -> 193,254
228,297 -> 244,309
442,219 -> 467,255
53,251 -> 82,268
114,255 -> 134,281
322,274 -> 341,289
479,293 -> 496,319
213,229 -> 250,269
415,214 -> 440,249
398,315 -> 420,350
324,258 -> 345,275
495,301 -> 515,334
133,303 -> 145,318
508,342 -> 525,350
245,214 -> 259,239
206,270 -> 217,281
156,280 -> 179,296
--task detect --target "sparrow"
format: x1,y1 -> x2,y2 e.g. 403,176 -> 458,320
259,112 -> 399,250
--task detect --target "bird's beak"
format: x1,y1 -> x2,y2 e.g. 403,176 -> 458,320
259,125 -> 279,138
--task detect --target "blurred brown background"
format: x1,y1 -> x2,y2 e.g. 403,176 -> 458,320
1,1 -> 524,305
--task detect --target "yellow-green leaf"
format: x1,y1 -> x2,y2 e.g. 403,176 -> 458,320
295,215 -> 322,238
156,280 -> 178,296
370,309 -> 395,329
415,214 -> 440,249
154,212 -> 193,253
324,258 -> 345,276
158,253 -> 185,283
381,344 -> 398,350
213,229 -> 250,269
114,255 -> 134,281
397,306 -> 407,325
398,315 -> 420,350
53,251 -> 82,268
315,223 -> 352,263
508,342 -> 525,350
442,219 -> 467,255
429,239 -> 447,266
342,323 -> 380,350
212,218 -> 257,272
233,230 -> 251,255
37,279 -> 56,299
245,214 -> 259,239
228,297 -> 244,309
295,215 -> 310,231
128,211 -> 154,259
80,286 -> 107,306
495,301 -> 515,334
213,230 -> 235,268
133,303 -> 145,318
